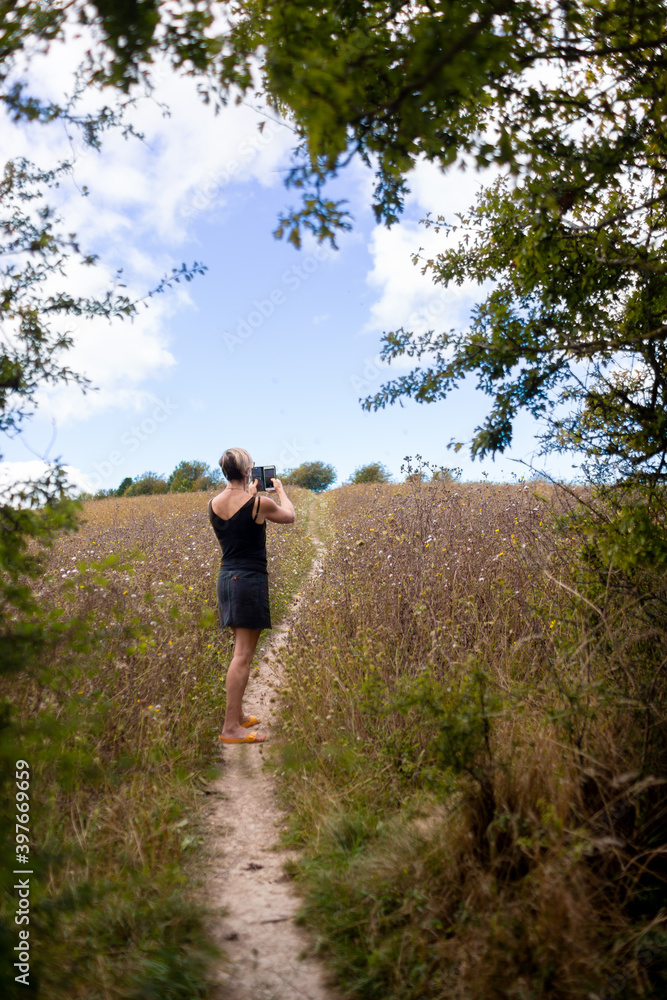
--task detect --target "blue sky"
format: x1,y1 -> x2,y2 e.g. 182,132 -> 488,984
0,41 -> 579,493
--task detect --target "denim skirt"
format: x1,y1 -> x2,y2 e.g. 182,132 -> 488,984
216,568 -> 271,630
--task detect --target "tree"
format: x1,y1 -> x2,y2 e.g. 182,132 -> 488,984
124,472 -> 169,496
168,460 -> 221,492
346,462 -> 392,485
0,153 -> 196,668
283,461 -> 336,492
232,0 -> 667,483
8,5 -> 667,477
26,0 -> 649,482
116,476 -> 133,496
431,466 -> 462,484
0,2 -> 227,117
9,0 -> 658,482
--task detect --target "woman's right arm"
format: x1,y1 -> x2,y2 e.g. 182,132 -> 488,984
261,478 -> 295,524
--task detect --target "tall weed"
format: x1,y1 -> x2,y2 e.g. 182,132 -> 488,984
275,482 -> 667,998
1,488 -> 313,999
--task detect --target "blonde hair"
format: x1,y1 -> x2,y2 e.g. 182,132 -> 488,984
220,447 -> 253,482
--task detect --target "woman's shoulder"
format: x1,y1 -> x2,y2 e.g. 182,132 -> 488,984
211,492 -> 253,520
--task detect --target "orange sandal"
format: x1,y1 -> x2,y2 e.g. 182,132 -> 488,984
219,732 -> 267,744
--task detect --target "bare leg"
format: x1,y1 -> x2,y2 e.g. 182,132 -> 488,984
221,627 -> 266,740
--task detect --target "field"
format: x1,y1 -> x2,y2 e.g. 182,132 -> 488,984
1,488 -> 313,1000
274,481 -> 667,1000
2,480 -> 665,1000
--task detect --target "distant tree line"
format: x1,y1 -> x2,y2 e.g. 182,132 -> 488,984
80,458 -> 468,499
80,460 -> 223,499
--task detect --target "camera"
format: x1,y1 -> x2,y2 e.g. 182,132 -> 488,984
251,465 -> 277,492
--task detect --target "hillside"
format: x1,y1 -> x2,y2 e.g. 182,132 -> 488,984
274,481 -> 666,999
2,481 -> 665,999
2,488 -> 313,1000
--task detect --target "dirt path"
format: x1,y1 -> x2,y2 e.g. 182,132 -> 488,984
203,501 -> 336,1000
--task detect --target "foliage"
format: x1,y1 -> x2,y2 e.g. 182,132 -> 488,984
0,154 -> 204,450
124,471 -> 169,496
283,460 -> 336,493
168,459 -> 221,493
0,1 -> 228,110
7,5 -> 667,476
0,144 -> 204,1000
0,489 -> 80,677
346,462 -> 392,485
0,159 -> 124,443
115,476 -> 133,496
430,466 -> 462,484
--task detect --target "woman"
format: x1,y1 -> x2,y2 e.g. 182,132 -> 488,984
208,447 -> 295,744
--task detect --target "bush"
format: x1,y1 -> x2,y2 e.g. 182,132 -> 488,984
124,472 -> 169,496
168,460 -> 221,493
283,461 -> 336,493
346,462 -> 392,485
431,466 -> 462,483
116,476 -> 133,496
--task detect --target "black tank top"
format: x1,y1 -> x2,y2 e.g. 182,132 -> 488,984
208,495 -> 267,574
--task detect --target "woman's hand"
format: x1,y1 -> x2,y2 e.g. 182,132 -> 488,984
270,477 -> 283,492
248,478 -> 260,496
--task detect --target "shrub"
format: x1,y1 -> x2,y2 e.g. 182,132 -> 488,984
124,471 -> 169,496
168,460 -> 221,493
283,461 -> 336,493
346,462 -> 392,485
116,476 -> 133,496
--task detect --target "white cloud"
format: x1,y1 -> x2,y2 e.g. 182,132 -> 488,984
0,32 -> 296,426
363,220 -> 477,339
362,157 -> 496,361
0,460 -> 93,500
1,36 -> 295,249
405,156 -> 490,216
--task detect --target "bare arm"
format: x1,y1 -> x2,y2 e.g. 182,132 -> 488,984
260,478 -> 295,524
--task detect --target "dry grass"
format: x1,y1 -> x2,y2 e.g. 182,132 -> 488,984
274,481 -> 667,999
2,487 -> 313,1000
